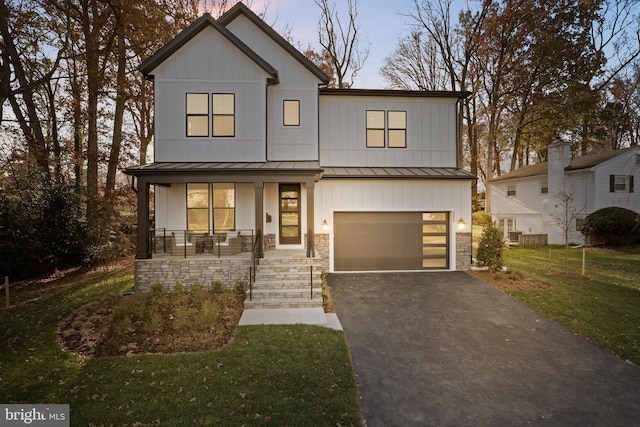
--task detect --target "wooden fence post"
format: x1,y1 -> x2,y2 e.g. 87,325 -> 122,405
582,247 -> 586,277
4,276 -> 9,308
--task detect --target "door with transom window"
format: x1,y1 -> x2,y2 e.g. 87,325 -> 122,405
279,184 -> 301,244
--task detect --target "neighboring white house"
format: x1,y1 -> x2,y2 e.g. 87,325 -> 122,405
488,141 -> 640,245
126,3 -> 475,289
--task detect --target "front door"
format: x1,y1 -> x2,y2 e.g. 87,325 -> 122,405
279,184 -> 301,244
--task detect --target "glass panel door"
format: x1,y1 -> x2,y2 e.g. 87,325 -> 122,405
279,184 -> 301,244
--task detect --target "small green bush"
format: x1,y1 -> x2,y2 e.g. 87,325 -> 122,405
476,222 -> 505,272
234,280 -> 245,294
150,283 -> 163,299
212,280 -> 223,293
581,207 -> 640,246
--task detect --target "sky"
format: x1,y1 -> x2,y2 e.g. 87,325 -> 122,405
259,0 -> 420,89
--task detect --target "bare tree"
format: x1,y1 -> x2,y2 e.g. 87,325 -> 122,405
549,188 -> 585,274
315,0 -> 369,88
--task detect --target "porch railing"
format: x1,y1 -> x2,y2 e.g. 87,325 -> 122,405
150,228 -> 255,259
248,229 -> 262,301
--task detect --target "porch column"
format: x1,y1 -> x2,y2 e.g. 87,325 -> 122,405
306,181 -> 315,257
136,178 -> 151,259
255,181 -> 264,258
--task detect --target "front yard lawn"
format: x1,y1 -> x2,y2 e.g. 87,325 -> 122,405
472,246 -> 640,366
0,259 -> 363,426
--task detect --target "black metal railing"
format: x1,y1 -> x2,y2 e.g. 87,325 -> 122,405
249,229 -> 262,301
150,228 -> 254,259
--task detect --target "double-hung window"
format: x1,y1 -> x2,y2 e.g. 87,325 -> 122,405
507,185 -> 516,196
212,94 -> 235,137
366,110 -> 385,147
540,181 -> 548,194
387,111 -> 407,148
610,175 -> 635,193
186,93 -> 209,137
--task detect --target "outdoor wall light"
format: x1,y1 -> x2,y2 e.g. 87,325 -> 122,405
321,219 -> 329,232
457,217 -> 467,231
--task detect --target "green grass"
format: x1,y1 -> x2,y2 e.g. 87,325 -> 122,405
503,246 -> 640,365
0,262 -> 363,426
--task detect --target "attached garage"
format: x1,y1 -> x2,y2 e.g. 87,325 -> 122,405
334,211 -> 450,271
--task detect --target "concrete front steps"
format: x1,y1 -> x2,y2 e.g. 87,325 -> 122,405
244,255 -> 323,310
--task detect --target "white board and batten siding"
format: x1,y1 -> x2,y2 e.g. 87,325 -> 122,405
319,95 -> 458,167
151,26 -> 271,163
316,179 -> 472,270
225,15 -> 322,161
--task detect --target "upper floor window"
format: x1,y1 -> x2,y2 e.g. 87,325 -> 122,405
186,93 -> 209,137
507,185 -> 516,196
610,175 -> 634,193
212,94 -> 235,137
540,181 -> 548,194
283,100 -> 300,126
366,110 -> 385,148
388,111 -> 407,148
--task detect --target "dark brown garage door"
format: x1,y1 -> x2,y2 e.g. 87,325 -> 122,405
334,212 -> 449,271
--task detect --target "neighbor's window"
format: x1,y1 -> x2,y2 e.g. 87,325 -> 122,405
541,181 -> 548,194
366,110 -> 385,148
283,100 -> 300,126
187,183 -> 210,233
388,111 -> 407,148
575,217 -> 584,231
507,185 -> 516,196
186,93 -> 209,137
213,183 -> 235,232
212,93 -> 235,137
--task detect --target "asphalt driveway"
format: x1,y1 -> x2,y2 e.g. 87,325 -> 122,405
328,272 -> 640,427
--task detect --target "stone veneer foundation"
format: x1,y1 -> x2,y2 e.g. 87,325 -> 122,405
456,232 -> 472,271
135,258 -> 252,292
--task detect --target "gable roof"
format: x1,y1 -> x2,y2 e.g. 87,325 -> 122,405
218,2 -> 330,85
490,147 -> 638,182
138,12 -> 278,82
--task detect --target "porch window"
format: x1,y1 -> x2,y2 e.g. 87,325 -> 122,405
186,93 -> 209,137
507,185 -> 516,196
213,183 -> 235,232
366,110 -> 385,147
388,111 -> 406,148
283,100 -> 300,126
187,183 -> 210,233
212,94 -> 235,137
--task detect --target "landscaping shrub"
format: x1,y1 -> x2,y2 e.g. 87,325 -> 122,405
581,207 -> 640,246
476,222 -> 505,271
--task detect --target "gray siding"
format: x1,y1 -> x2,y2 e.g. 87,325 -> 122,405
319,95 -> 458,167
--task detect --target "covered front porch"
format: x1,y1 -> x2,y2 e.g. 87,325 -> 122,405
125,161 -> 324,262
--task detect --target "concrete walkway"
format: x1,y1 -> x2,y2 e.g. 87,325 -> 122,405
329,271 -> 640,427
239,307 -> 342,330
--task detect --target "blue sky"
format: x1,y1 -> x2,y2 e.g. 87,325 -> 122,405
261,0 -> 419,88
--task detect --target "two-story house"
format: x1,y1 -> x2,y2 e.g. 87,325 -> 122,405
488,141 -> 639,245
126,3 -> 474,293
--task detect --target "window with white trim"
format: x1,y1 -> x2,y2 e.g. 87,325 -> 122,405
507,185 -> 516,196
541,181 -> 548,194
609,175 -> 634,193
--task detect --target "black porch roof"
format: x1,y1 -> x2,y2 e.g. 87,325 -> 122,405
125,162 -> 476,180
